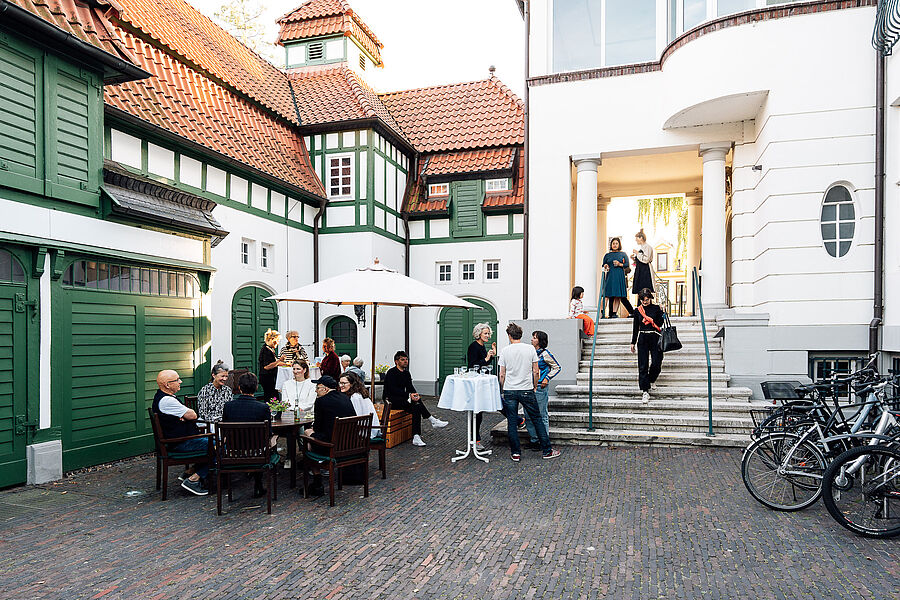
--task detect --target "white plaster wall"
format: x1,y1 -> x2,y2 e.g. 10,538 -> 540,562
883,45 -> 900,348
408,239 -> 523,385
209,205 -> 315,366
527,7 -> 880,331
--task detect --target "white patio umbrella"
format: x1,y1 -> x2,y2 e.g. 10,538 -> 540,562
268,260 -> 477,400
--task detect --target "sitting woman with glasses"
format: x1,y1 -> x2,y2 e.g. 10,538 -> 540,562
339,372 -> 381,439
279,330 -> 308,365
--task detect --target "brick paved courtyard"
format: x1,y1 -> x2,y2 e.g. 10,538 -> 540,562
1,403 -> 898,600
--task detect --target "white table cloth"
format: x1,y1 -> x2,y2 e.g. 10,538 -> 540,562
438,374 -> 502,413
438,374 -> 501,463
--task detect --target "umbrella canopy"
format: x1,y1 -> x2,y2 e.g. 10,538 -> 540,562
268,261 -> 477,309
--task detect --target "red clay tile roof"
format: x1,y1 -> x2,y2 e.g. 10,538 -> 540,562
7,0 -> 144,81
106,29 -> 326,200
405,147 -> 524,215
379,78 -> 524,153
113,0 -> 299,124
277,0 -> 382,65
422,148 -> 516,178
287,66 -> 407,144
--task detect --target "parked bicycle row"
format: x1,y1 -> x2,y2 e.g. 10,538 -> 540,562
741,354 -> 900,538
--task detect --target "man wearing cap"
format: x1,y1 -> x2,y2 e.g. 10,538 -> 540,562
303,375 -> 355,497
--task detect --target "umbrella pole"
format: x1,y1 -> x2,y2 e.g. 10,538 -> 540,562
370,303 -> 378,403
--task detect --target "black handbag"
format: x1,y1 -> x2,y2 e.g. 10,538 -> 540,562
658,312 -> 682,353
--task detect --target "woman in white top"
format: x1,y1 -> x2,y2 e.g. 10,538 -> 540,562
630,229 -> 655,295
280,360 -> 316,411
339,372 -> 381,438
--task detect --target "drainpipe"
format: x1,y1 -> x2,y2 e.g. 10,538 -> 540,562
522,0 -> 531,319
313,198 -> 326,352
403,155 -> 418,355
870,51 -> 885,357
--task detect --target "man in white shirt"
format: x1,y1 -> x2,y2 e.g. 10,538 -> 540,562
498,323 -> 560,462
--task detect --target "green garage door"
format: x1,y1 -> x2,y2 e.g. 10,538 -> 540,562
231,286 -> 279,373
327,316 -> 357,359
58,260 -> 204,471
0,250 -> 28,487
438,298 -> 497,389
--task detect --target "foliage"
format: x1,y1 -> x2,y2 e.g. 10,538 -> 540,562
636,196 -> 688,262
374,364 -> 390,375
267,398 -> 290,412
213,0 -> 276,63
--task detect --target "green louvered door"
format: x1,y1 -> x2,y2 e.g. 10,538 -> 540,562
0,35 -> 43,195
59,289 -> 201,471
450,180 -> 484,238
437,298 -> 498,390
0,280 -> 27,487
231,286 -> 279,374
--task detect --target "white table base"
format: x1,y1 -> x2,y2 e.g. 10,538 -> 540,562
451,410 -> 492,463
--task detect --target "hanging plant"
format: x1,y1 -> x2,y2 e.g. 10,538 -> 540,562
635,196 -> 688,262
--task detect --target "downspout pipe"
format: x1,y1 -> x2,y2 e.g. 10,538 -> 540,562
870,51 -> 885,356
313,198 -> 326,353
403,155 -> 418,355
522,0 -> 531,319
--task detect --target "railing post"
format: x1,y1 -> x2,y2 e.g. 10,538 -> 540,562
693,267 -> 714,437
587,272 -> 607,432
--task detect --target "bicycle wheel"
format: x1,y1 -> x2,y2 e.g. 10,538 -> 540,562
821,444 -> 900,538
741,432 -> 827,511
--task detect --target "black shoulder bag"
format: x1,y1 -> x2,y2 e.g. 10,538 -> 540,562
658,311 -> 682,353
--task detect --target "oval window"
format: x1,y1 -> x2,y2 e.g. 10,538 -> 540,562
820,185 -> 855,257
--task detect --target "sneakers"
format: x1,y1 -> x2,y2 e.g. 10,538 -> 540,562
650,383 -> 658,390
475,440 -> 486,451
641,391 -> 650,404
429,416 -> 449,428
516,416 -> 527,430
177,470 -> 191,482
510,453 -> 521,462
412,434 -> 426,446
180,478 -> 208,496
542,449 -> 561,460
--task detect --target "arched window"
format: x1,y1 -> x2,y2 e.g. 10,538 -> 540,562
0,249 -> 26,284
820,185 -> 855,258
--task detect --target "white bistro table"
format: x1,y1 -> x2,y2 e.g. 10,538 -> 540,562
438,373 -> 502,463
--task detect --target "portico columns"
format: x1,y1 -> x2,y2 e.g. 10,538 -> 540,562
597,195 -> 610,289
685,194 -> 702,314
573,155 -> 601,307
699,143 -> 730,310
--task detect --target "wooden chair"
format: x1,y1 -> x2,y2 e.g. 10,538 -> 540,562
182,395 -> 198,412
212,421 -> 279,515
300,414 -> 373,507
147,408 -> 214,500
370,400 -> 391,479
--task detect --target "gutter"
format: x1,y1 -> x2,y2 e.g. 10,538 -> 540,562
522,0 -> 530,319
0,1 -> 150,84
870,50 -> 885,355
403,155 -> 419,355
313,197 -> 326,352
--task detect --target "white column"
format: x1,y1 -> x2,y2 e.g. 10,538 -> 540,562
699,143 -> 730,309
596,196 -> 610,291
573,155 -> 601,308
685,194 -> 702,315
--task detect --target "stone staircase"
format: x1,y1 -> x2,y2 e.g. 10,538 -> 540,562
493,317 -> 769,448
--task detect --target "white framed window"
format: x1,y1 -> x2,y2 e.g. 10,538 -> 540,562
461,261 -> 475,282
657,252 -> 668,272
429,182 -> 449,197
260,243 -> 273,271
436,262 -> 452,284
328,154 -> 353,199
485,261 -> 500,281
240,238 -> 256,269
485,178 -> 509,192
821,184 -> 856,258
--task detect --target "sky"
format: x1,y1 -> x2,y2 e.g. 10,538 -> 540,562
187,0 -> 527,97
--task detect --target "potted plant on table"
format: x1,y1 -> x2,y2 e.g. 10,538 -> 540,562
374,364 -> 390,382
267,398 -> 290,420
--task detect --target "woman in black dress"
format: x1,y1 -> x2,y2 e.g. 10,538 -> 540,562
467,323 -> 497,450
630,229 -> 654,296
630,288 -> 665,404
258,329 -> 287,400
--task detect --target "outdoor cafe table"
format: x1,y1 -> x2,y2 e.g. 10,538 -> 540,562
272,414 -> 313,488
438,374 -> 502,463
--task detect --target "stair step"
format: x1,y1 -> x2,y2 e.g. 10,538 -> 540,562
576,372 -> 731,384
555,384 -> 752,398
582,349 -> 722,359
548,411 -> 754,434
490,423 -> 749,448
580,358 -> 726,369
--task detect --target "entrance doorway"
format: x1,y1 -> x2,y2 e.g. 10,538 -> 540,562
0,249 -> 28,487
232,286 -> 279,372
327,316 -> 358,359
438,298 -> 497,389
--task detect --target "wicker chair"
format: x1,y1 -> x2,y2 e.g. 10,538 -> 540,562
212,421 -> 280,515
147,408 -> 213,500
300,414 -> 373,507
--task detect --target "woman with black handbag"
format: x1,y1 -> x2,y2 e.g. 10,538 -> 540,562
630,288 -> 665,404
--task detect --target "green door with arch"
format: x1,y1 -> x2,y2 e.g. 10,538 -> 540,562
327,316 -> 357,359
438,298 -> 497,389
232,286 -> 279,373
0,249 -> 28,487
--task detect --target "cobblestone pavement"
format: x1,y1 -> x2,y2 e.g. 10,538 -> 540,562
1,401 -> 898,600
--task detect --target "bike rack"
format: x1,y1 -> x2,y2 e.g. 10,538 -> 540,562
693,267 -> 715,437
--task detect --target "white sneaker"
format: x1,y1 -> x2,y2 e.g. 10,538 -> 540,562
650,383 -> 657,390
429,416 -> 448,428
412,434 -> 426,446
641,391 -> 650,404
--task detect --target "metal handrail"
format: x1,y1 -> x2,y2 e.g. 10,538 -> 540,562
587,272 -> 608,431
693,267 -> 714,437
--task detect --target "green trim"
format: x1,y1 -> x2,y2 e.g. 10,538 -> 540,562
410,233 -> 523,245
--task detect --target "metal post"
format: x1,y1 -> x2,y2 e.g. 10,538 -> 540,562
587,272 -> 607,431
693,267 -> 714,437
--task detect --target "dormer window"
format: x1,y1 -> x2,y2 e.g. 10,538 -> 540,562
308,41 -> 324,61
429,183 -> 449,197
486,178 -> 509,192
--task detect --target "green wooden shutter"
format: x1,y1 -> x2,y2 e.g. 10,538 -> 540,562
438,298 -> 498,389
0,284 -> 27,487
46,59 -> 101,206
451,180 -> 484,238
231,287 -> 279,373
142,304 -> 198,428
0,37 -> 43,194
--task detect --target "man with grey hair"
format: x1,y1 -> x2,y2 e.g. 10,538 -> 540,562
340,354 -> 352,373
347,357 -> 366,381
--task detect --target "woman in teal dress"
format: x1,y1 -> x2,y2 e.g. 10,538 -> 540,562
602,238 -> 634,318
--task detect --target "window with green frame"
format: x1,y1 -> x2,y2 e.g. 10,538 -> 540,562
62,260 -> 200,298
